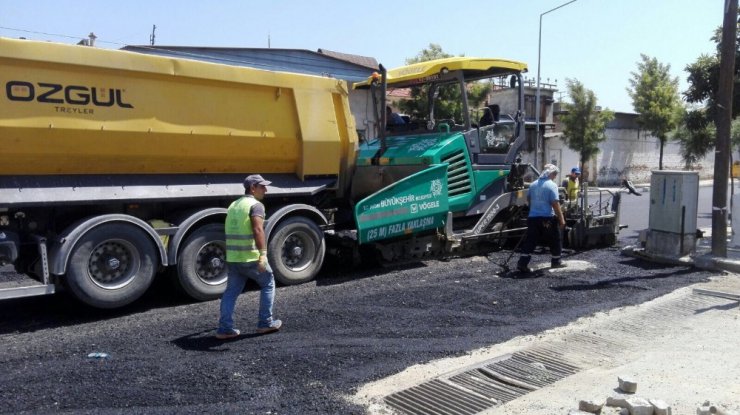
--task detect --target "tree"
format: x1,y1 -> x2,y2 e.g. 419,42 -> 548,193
406,44 -> 451,65
682,14 -> 740,162
558,79 -> 614,181
397,44 -> 488,123
627,54 -> 682,170
685,25 -> 740,122
673,106 -> 715,168
677,109 -> 740,167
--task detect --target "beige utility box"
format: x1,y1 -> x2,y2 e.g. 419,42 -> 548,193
646,171 -> 699,256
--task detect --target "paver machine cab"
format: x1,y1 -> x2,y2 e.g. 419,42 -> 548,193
348,58 -> 537,263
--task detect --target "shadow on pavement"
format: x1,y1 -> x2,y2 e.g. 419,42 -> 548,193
171,329 -> 269,352
549,267 -> 702,292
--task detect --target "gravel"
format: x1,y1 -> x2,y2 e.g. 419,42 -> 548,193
0,244 -> 715,414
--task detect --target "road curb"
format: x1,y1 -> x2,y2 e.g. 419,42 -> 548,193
622,245 -> 740,274
694,254 -> 740,273
620,245 -> 695,267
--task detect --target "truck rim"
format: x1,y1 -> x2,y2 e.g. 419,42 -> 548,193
194,241 -> 227,285
281,231 -> 315,272
87,239 -> 140,290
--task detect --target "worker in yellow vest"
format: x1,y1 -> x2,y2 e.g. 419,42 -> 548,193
563,166 -> 581,201
216,174 -> 282,339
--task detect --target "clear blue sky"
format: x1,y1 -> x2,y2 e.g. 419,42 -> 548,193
0,0 -> 723,112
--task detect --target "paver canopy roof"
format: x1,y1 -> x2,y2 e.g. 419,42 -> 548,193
354,57 -> 528,89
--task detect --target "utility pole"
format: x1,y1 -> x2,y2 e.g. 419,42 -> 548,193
536,0 -> 577,169
149,25 -> 156,46
712,0 -> 738,256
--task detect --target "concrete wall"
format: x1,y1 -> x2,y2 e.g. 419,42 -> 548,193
348,89 -> 376,142
488,88 -> 519,119
594,128 -> 712,185
547,113 -> 715,186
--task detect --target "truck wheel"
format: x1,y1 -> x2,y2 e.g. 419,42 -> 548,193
268,217 -> 325,285
66,223 -> 157,309
175,224 -> 227,301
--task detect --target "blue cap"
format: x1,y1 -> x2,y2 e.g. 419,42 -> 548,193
571,167 -> 581,174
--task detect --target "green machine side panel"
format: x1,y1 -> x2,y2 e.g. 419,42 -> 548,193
355,164 -> 449,244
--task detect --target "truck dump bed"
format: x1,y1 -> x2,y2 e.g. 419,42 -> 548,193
0,37 -> 357,181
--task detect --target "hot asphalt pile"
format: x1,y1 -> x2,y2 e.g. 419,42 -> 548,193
0,246 -> 716,414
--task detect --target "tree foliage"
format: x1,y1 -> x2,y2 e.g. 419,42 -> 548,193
406,44 -> 450,65
676,110 -> 740,168
559,79 -> 614,180
681,12 -> 740,163
627,54 -> 682,170
684,26 -> 740,121
673,107 -> 715,167
397,44 -> 488,123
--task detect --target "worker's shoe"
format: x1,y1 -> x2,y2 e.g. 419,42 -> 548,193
551,260 -> 566,269
215,328 -> 241,340
256,319 -> 282,334
516,264 -> 532,273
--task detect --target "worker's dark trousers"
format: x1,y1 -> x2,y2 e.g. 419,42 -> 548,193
517,216 -> 562,267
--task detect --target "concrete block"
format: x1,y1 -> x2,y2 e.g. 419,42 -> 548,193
618,375 -> 637,393
600,407 -> 628,415
626,397 -> 654,415
607,394 -> 630,408
697,405 -> 711,415
579,398 -> 604,413
649,398 -> 671,415
646,229 -> 696,256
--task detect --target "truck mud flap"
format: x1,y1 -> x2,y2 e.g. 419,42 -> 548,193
355,164 -> 449,244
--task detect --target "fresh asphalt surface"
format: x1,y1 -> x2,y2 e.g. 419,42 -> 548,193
0,243 -> 716,414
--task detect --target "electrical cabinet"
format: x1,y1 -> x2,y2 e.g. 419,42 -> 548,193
648,171 -> 699,235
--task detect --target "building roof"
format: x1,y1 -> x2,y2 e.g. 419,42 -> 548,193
317,48 -> 377,69
120,45 -> 376,82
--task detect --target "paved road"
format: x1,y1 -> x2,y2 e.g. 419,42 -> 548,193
0,245 -> 715,414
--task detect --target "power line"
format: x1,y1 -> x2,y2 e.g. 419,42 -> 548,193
0,25 -> 123,47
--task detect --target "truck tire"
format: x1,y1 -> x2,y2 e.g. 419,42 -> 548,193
65,223 -> 157,309
175,224 -> 228,301
268,216 -> 325,285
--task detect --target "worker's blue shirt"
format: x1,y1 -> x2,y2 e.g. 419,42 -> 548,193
390,112 -> 405,125
528,177 -> 559,217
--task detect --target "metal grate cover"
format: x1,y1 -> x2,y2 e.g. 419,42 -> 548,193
385,379 -> 494,415
385,352 -> 580,413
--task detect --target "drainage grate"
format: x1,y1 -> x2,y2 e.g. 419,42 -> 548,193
449,369 -> 528,403
511,350 -> 580,378
484,356 -> 569,388
385,352 -> 581,413
384,379 -> 495,415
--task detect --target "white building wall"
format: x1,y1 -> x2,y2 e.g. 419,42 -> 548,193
348,89 -> 377,141
545,127 -> 715,186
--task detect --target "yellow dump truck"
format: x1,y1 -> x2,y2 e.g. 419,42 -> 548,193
0,37 -> 539,308
0,37 -> 358,307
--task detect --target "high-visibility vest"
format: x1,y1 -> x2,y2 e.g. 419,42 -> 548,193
566,178 -> 580,201
225,196 -> 261,263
